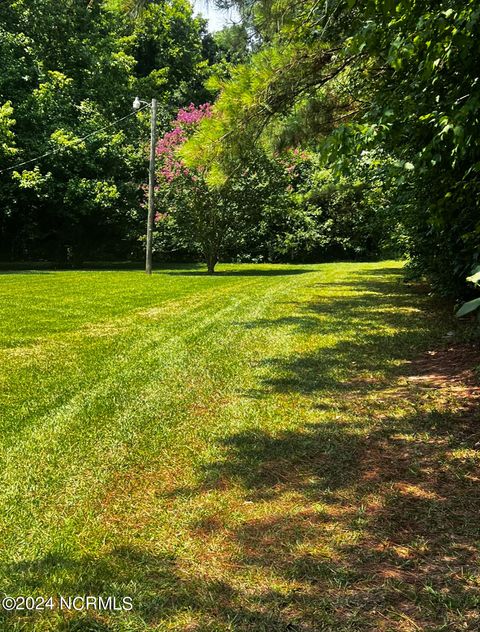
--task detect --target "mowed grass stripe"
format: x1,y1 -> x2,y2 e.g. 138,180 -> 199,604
0,270 -> 298,433
2,262 -> 472,632
0,266 -> 316,558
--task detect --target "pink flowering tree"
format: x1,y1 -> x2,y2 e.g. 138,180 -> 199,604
156,103 -> 212,184
154,103 -> 225,273
153,103 -> 290,273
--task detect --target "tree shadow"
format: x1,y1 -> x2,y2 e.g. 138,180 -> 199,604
198,421 -> 367,502
192,401 -> 480,629
1,545 -> 309,631
234,268 -> 445,399
0,270 -> 54,275
344,266 -> 405,277
163,267 -> 478,629
164,267 -> 313,277
2,264 -> 477,630
0,262 -> 200,274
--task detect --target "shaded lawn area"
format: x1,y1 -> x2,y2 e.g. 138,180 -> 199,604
0,261 -> 478,631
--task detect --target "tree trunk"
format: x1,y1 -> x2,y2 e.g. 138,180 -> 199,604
206,252 -> 217,274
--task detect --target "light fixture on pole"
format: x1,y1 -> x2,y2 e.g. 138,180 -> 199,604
133,96 -> 158,275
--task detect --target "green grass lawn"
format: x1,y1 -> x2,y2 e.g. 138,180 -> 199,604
0,262 -> 478,631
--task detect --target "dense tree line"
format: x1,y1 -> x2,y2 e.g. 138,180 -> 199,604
1,0 -> 478,296
182,0 -> 479,293
0,0 -> 215,263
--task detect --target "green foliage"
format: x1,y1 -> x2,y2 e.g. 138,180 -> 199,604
131,0 -> 212,103
2,0 -> 477,279
0,0 -> 215,263
155,149 -> 288,271
196,0 -> 480,296
157,143 -> 402,266
456,298 -> 480,319
456,266 -> 480,319
180,40 -> 346,184
341,0 -> 480,296
265,150 -> 403,262
213,24 -> 250,64
0,101 -> 16,160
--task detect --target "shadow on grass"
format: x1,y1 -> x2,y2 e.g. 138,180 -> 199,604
188,266 -> 478,628
1,546 -> 304,631
236,268 -> 440,398
0,270 -> 55,275
242,425 -> 477,626
3,410 -> 478,630
0,264 -> 312,277
164,267 -> 313,277
0,262 -> 198,275
0,263 -> 129,274
1,266 -> 478,631
189,402 -> 479,629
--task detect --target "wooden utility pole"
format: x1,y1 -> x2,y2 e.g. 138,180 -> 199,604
145,97 -> 157,275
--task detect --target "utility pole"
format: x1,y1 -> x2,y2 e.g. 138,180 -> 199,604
145,97 -> 157,275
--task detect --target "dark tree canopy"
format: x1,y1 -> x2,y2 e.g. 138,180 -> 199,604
0,0 -> 215,263
182,0 -> 480,294
1,0 -> 478,297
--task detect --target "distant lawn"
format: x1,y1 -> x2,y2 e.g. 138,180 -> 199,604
0,262 -> 478,631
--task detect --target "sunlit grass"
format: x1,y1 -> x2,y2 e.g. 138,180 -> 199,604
0,262 -> 478,631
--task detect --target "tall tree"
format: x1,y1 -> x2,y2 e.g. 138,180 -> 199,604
183,0 -> 480,294
0,0 -> 215,262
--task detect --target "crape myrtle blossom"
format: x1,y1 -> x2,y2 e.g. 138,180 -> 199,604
175,102 -> 212,125
155,103 -> 212,187
138,103 -> 212,220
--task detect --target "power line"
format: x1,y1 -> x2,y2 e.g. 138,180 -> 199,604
0,103 -> 150,175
